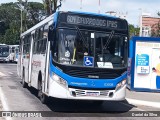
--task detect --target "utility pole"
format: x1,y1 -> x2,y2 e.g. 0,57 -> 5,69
139,8 -> 143,36
20,8 -> 23,34
98,0 -> 100,13
80,0 -> 82,10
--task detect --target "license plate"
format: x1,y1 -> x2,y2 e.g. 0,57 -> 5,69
86,92 -> 100,96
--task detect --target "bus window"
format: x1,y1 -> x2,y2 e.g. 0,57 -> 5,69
11,47 -> 14,53
41,39 -> 47,54
40,27 -> 44,39
57,29 -> 94,65
35,29 -> 39,40
33,41 -> 37,54
36,41 -> 40,54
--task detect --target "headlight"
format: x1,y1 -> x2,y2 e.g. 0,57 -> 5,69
52,73 -> 68,89
115,79 -> 126,92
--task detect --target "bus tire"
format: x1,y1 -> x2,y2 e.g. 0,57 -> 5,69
22,69 -> 27,88
38,80 -> 48,104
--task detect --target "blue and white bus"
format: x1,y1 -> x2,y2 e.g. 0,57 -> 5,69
17,11 -> 129,104
0,44 -> 9,62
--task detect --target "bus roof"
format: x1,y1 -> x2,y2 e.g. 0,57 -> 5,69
8,45 -> 19,47
0,44 -> 6,45
70,11 -> 118,19
21,11 -> 127,37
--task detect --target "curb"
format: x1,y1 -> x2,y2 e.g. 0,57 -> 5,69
126,98 -> 160,109
0,87 -> 12,120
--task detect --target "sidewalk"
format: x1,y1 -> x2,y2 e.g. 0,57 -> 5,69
0,99 -> 5,120
0,99 -> 2,111
126,89 -> 160,108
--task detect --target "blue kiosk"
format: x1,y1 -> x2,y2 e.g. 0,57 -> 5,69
128,36 -> 160,92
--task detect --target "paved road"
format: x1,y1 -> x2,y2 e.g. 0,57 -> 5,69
0,63 -> 159,120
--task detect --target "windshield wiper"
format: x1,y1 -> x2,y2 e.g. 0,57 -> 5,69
75,27 -> 88,48
103,30 -> 115,50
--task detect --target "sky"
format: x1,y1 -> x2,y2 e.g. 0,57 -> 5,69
0,0 -> 160,26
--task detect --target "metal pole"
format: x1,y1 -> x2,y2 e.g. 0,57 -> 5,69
80,0 -> 82,10
98,0 -> 100,14
139,9 -> 142,36
21,8 -> 23,34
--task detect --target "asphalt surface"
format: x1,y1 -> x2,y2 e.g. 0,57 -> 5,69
0,63 -> 160,120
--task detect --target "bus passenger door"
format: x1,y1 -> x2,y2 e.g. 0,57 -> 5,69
43,23 -> 52,94
28,34 -> 34,86
44,41 -> 50,93
18,38 -> 24,79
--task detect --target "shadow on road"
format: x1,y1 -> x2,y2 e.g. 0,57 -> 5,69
24,84 -> 135,116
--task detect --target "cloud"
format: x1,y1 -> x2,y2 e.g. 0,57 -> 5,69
1,0 -> 160,25
59,0 -> 160,26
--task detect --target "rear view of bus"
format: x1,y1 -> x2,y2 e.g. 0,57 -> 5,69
18,11 -> 129,104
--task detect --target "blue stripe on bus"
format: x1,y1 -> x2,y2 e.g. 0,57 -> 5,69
50,57 -> 127,89
54,12 -> 59,27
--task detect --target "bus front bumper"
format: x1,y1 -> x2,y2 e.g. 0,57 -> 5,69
48,77 -> 126,101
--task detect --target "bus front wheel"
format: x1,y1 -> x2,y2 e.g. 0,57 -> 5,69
38,81 -> 48,104
22,71 -> 27,88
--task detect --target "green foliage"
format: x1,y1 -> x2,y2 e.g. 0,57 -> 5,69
18,1 -> 45,30
0,21 -> 6,35
0,2 -> 44,45
129,24 -> 140,38
43,0 -> 63,16
151,12 -> 160,37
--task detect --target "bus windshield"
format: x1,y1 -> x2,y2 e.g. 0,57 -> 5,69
55,28 -> 127,69
0,46 -> 9,57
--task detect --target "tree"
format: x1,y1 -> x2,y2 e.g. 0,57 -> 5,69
129,24 -> 140,38
17,0 -> 44,31
151,12 -> 160,37
0,3 -> 21,44
0,2 -> 44,44
0,21 -> 6,35
43,0 -> 63,16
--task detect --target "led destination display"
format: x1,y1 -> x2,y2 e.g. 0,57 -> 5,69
58,12 -> 128,30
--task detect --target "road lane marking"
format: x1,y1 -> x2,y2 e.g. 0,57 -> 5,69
126,98 -> 160,109
0,72 -> 6,76
8,72 -> 13,75
0,87 -> 12,120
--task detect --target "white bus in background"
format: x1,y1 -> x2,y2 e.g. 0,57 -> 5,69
0,44 -> 10,62
9,45 -> 19,63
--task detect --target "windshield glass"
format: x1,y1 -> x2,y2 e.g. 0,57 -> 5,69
0,46 -> 9,57
54,29 -> 127,69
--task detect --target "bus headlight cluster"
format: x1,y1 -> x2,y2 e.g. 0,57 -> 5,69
52,73 -> 68,89
115,79 -> 126,92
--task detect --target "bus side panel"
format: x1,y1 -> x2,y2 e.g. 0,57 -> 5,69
18,43 -> 24,79
23,57 -> 29,83
30,53 -> 46,89
17,45 -> 22,77
28,36 -> 34,86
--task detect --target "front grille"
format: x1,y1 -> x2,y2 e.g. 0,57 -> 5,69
75,89 -> 86,96
69,88 -> 112,97
52,61 -> 126,79
65,69 -> 120,79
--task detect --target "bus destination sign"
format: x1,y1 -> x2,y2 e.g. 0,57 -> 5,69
67,15 -> 118,29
